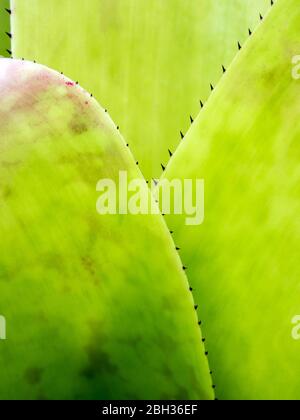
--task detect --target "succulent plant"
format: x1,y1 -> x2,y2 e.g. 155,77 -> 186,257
0,0 -> 297,401
162,0 -> 300,400
11,0 -> 270,179
0,58 -> 214,400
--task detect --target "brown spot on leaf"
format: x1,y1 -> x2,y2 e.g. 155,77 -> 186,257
25,367 -> 43,385
81,256 -> 95,276
81,322 -> 118,379
69,120 -> 88,135
2,185 -> 12,198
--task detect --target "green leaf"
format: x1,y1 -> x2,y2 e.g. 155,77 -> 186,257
0,58 -> 213,400
0,0 -> 11,57
11,0 -> 270,179
162,0 -> 300,399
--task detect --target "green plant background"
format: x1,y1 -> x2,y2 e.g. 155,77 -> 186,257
0,0 -> 299,401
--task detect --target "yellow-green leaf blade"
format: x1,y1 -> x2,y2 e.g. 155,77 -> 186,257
0,58 -> 213,400
162,0 -> 300,400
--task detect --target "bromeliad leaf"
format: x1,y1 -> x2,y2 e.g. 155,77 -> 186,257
0,58 -> 213,400
162,0 -> 300,400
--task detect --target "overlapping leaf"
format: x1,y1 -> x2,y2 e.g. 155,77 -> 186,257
0,59 -> 213,400
162,0 -> 300,399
